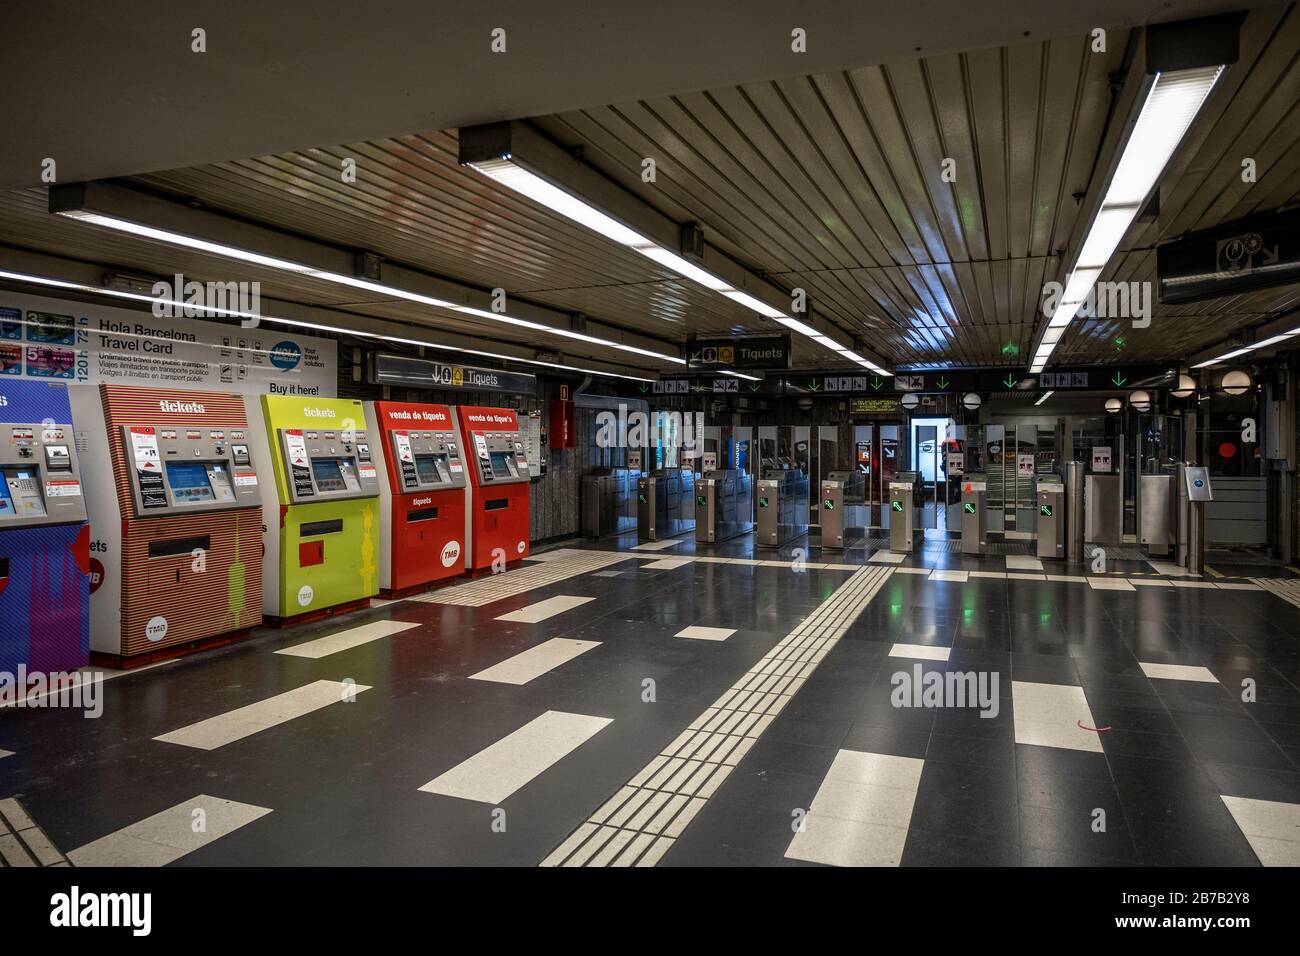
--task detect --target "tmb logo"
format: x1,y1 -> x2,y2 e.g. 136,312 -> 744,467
440,541 -> 461,567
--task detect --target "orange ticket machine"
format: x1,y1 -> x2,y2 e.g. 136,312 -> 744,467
452,405 -> 531,572
73,385 -> 263,665
365,400 -> 467,594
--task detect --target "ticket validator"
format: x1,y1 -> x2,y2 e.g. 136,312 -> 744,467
74,385 -> 263,664
251,395 -> 381,622
365,400 -> 467,594
0,380 -> 90,675
452,405 -> 531,571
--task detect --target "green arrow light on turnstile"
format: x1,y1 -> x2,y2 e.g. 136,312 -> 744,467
890,500 -> 903,513
1041,504 -> 1053,517
638,494 -> 647,503
963,502 -> 976,514
696,495 -> 706,506
759,496 -> 770,508
823,499 -> 834,510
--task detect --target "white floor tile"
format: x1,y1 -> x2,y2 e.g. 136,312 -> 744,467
1131,578 -> 1174,587
1006,555 -> 1043,571
1007,572 -> 1045,581
1171,579 -> 1218,589
888,643 -> 951,661
675,625 -> 736,642
969,571 -> 1006,579
1087,577 -> 1135,591
153,680 -> 370,751
469,638 -> 600,685
632,540 -> 683,552
868,551 -> 905,564
784,750 -> 923,867
1216,581 -> 1263,591
274,619 -> 419,659
495,594 -> 596,623
68,796 -> 271,867
1139,662 -> 1218,683
419,711 -> 612,804
1221,795 -> 1300,866
1046,574 -> 1088,583
930,570 -> 968,582
894,567 -> 931,575
1146,559 -> 1193,578
640,557 -> 694,570
1012,680 -> 1103,753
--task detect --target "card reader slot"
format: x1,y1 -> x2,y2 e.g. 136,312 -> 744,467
483,498 -> 509,512
300,519 -> 344,537
148,536 -> 211,559
407,506 -> 440,523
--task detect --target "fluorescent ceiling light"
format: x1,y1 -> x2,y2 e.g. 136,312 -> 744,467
1032,65 -> 1222,373
0,269 -> 655,382
467,157 -> 889,372
52,208 -> 685,367
1035,391 -> 1054,406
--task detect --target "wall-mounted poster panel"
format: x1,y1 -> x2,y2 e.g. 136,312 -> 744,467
0,290 -> 336,397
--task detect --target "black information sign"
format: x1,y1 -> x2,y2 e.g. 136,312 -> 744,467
138,468 -> 167,509
370,353 -> 538,395
291,464 -> 315,498
686,335 -> 790,371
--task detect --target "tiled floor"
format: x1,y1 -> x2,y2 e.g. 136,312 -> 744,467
2,535 -> 1299,868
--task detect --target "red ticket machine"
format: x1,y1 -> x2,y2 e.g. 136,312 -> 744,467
365,401 -> 468,594
452,406 -> 531,571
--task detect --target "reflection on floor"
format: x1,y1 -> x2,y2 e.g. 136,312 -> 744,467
2,531 -> 1299,867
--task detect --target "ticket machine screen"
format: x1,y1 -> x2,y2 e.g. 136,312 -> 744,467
165,462 -> 216,502
311,457 -> 361,493
488,451 -> 516,479
415,454 -> 449,485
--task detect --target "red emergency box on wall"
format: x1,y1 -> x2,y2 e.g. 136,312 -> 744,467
452,405 -> 532,571
365,401 -> 468,594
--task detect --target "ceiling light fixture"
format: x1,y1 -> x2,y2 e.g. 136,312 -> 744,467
1030,63 -> 1223,375
0,269 -> 656,382
463,155 -> 890,375
49,208 -> 686,368
1034,390 -> 1054,406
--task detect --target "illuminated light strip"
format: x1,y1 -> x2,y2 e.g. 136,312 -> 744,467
466,158 -> 890,375
50,210 -> 685,367
1035,390 -> 1054,406
1031,66 -> 1223,375
0,269 -> 656,382
1191,329 -> 1300,369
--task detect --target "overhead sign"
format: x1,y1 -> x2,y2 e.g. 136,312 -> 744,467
1158,207 -> 1300,305
849,398 -> 900,413
686,335 -> 790,371
0,290 -> 336,396
369,352 -> 537,395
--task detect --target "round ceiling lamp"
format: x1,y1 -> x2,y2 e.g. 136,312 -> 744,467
1129,390 -> 1151,412
1105,398 -> 1122,414
961,392 -> 982,410
1170,373 -> 1195,399
901,392 -> 920,410
1221,369 -> 1252,396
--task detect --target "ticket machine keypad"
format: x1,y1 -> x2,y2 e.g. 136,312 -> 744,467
391,429 -> 466,491
123,425 -> 260,516
0,421 -> 86,527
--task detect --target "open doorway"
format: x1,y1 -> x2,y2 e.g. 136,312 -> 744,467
912,416 -> 954,532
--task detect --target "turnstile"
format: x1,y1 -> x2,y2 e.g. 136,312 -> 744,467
1177,464 -> 1212,574
819,471 -> 866,551
820,479 -> 844,549
1084,473 -> 1122,545
1139,473 -> 1174,558
889,475 -> 917,553
1066,462 -> 1085,563
581,467 -> 637,538
960,478 -> 986,555
1036,478 -> 1065,560
756,469 -> 809,548
637,468 -> 695,541
696,468 -> 753,544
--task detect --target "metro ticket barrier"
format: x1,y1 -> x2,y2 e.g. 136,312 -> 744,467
888,473 -> 917,553
0,380 -> 90,674
74,384 -> 264,663
453,405 -> 532,571
695,468 -> 752,544
1178,464 -> 1213,575
756,468 -> 809,548
1036,477 -> 1065,561
254,395 -> 380,621
637,468 -> 695,541
960,477 -> 986,556
366,401 -> 467,595
819,479 -> 845,550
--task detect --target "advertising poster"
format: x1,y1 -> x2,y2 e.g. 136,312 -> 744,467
0,290 -> 336,397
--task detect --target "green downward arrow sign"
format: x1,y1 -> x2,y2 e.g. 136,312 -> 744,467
1111,373 -> 1127,387
808,381 -> 820,392
871,378 -> 882,391
936,377 -> 950,389
749,383 -> 760,391
1003,374 -> 1018,389
638,384 -> 649,394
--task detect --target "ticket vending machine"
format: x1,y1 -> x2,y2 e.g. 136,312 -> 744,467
251,395 -> 381,622
73,385 -> 263,665
452,406 -> 531,572
0,381 -> 90,675
365,400 -> 467,594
